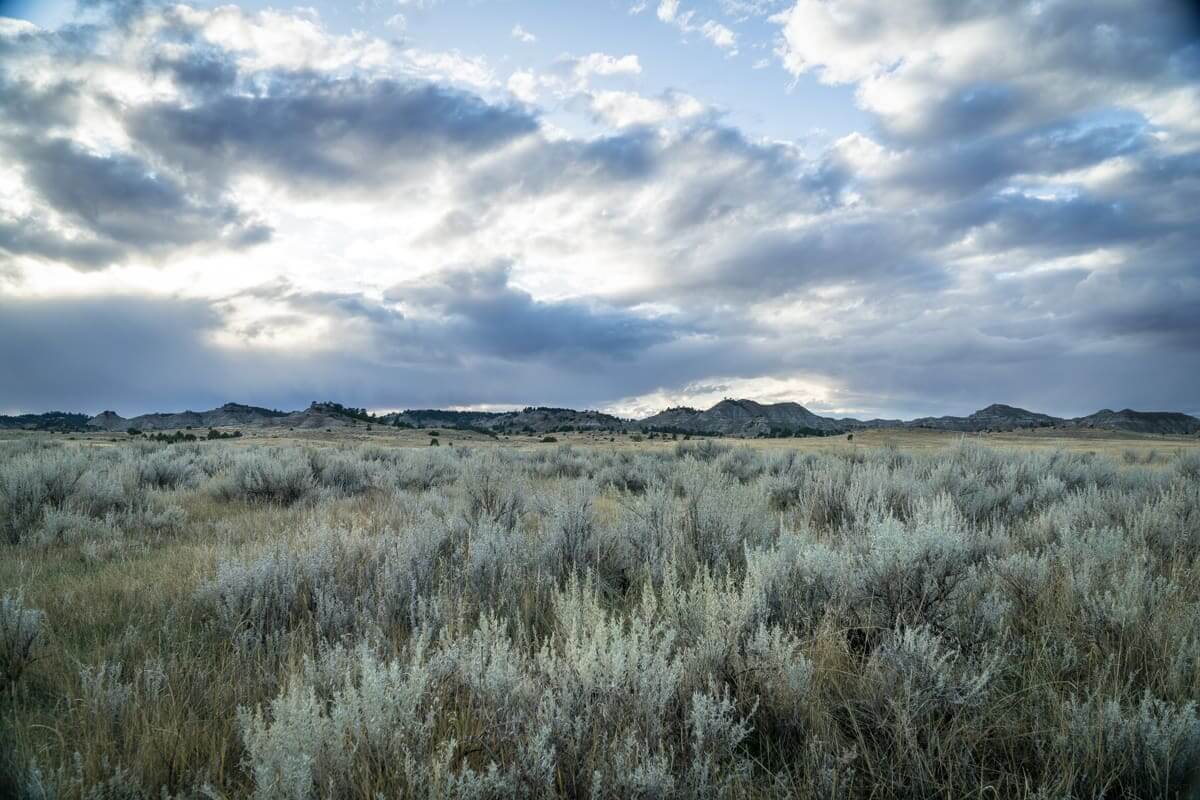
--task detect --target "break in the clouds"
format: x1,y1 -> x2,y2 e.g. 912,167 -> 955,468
0,0 -> 1198,418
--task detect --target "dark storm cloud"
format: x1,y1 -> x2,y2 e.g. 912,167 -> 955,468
217,264 -> 689,373
0,217 -> 124,270
460,123 -> 808,213
864,114 -> 1150,199
934,192 -> 1158,255
3,270 -> 1198,419
0,288 -> 730,415
385,260 -> 678,361
671,217 -> 949,300
131,76 -> 539,191
149,48 -> 238,94
13,137 -> 270,252
0,75 -> 81,130
0,293 -> 236,413
457,129 -> 661,203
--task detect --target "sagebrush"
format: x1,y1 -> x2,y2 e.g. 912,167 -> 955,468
2,437 -> 1199,798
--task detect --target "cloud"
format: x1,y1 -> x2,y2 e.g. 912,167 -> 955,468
12,137 -> 269,252
719,0 -> 787,19
1,1 -> 1198,419
0,52 -> 269,271
0,219 -> 125,272
774,0 -> 1200,143
571,52 -> 642,79
587,89 -> 706,128
0,279 -> 703,415
698,21 -> 737,52
0,293 -> 241,413
655,1 -> 738,54
130,76 -> 538,193
510,24 -> 536,44
385,260 -> 678,361
506,51 -> 645,105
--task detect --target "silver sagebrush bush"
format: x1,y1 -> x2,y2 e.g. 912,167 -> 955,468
1055,692 -> 1200,798
0,592 -> 45,690
216,449 -> 316,505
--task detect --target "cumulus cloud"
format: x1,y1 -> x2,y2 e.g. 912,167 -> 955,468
774,0 -> 1200,142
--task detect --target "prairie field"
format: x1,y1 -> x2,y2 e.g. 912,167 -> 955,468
2,435 -> 1200,799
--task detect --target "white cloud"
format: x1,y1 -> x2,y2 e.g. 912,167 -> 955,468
588,90 -> 705,128
176,5 -> 393,73
507,70 -> 540,103
400,48 -> 495,88
719,0 -> 787,18
505,52 -> 645,106
384,13 -> 406,31
653,1 -> 737,55
510,24 -> 536,44
699,20 -> 737,52
573,52 -> 642,79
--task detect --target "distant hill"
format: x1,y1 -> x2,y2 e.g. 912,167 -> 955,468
2,397 -> 1189,439
1068,409 -> 1200,435
384,406 -> 631,435
906,403 -> 1060,432
640,399 -> 1198,437
0,411 -> 92,432
640,399 -> 850,436
88,402 -> 356,432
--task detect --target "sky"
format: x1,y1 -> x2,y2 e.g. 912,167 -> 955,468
0,0 -> 1198,419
